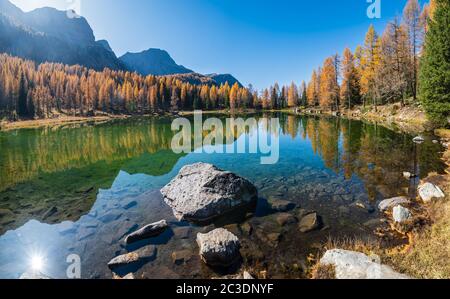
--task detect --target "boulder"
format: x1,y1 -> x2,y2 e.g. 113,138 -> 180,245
299,212 -> 322,233
320,249 -> 410,279
393,206 -> 411,223
196,228 -> 240,267
161,163 -> 258,222
418,183 -> 445,202
378,196 -> 410,212
107,245 -> 157,270
124,220 -> 168,244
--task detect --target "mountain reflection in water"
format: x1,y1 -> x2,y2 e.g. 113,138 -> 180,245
0,114 -> 445,278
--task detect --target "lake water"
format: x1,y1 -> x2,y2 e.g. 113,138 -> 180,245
0,113 -> 445,278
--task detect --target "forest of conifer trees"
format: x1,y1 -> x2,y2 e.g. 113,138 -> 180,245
0,0 -> 447,126
0,54 -> 255,119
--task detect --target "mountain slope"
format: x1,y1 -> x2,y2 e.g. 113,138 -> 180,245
119,48 -> 193,76
119,48 -> 242,86
206,73 -> 241,87
0,0 -> 124,70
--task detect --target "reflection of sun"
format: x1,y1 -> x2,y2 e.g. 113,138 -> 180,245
31,255 -> 44,272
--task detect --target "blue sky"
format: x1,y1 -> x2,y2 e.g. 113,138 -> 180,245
11,0 -> 428,89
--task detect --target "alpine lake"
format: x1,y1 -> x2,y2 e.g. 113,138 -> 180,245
0,113 -> 446,279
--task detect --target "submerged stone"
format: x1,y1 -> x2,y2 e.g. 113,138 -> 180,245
107,245 -> 157,270
124,220 -> 168,244
299,212 -> 322,233
196,228 -> 240,267
172,249 -> 193,265
269,198 -> 296,212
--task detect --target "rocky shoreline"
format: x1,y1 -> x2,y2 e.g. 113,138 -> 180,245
312,129 -> 450,279
96,163 -> 336,279
19,142 -> 448,280
101,150 -> 447,279
297,103 -> 433,134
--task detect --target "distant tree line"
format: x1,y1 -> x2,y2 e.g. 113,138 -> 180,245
0,55 -> 255,120
262,0 -> 448,125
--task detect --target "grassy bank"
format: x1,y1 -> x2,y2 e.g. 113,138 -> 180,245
0,114 -> 131,131
388,129 -> 450,278
300,102 -> 434,134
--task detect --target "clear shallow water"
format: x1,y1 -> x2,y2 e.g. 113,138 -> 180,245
0,114 -> 445,278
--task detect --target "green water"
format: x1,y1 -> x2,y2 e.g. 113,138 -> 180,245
0,114 -> 445,278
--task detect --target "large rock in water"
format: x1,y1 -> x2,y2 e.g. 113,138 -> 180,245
320,249 -> 410,279
161,163 -> 258,222
196,228 -> 240,267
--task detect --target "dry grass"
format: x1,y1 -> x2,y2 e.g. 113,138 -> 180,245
435,128 -> 450,139
385,200 -> 450,279
310,264 -> 336,279
321,236 -> 383,256
0,115 -> 129,131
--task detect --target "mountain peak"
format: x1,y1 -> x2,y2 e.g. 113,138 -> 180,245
0,0 -> 123,70
119,48 -> 193,76
97,40 -> 114,54
207,73 -> 242,87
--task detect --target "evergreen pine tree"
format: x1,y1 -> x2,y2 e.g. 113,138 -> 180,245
419,0 -> 450,126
